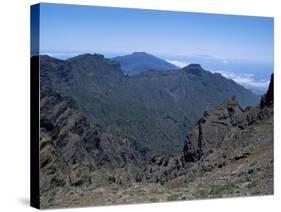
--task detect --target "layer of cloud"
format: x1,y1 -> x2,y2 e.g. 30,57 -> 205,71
212,70 -> 270,90
166,59 -> 189,68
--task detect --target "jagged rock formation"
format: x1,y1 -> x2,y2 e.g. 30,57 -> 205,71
183,96 -> 248,163
260,74 -> 273,108
40,86 -> 94,192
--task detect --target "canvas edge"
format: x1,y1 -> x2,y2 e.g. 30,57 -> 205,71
30,3 -> 40,209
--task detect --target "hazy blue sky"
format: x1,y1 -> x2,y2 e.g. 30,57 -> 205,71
36,3 -> 274,93
39,3 -> 273,63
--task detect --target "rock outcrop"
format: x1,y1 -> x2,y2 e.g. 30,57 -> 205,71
183,96 -> 250,163
182,72 -> 273,164
260,74 -> 273,108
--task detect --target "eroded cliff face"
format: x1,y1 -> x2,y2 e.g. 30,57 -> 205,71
260,74 -> 273,109
40,86 -> 94,193
40,85 -> 148,205
183,96 -> 254,163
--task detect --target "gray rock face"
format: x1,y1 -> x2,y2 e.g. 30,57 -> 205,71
183,96 -> 248,162
260,74 -> 273,108
182,92 -> 273,163
40,86 -> 94,193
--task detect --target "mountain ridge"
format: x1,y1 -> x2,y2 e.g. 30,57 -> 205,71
39,53 -> 259,155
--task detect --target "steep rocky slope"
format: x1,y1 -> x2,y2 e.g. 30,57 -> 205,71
40,85 -> 148,207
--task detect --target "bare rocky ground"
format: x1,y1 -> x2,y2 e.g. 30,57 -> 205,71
40,114 -> 273,208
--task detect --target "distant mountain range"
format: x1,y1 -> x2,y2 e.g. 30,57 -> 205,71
40,53 -> 259,155
112,52 -> 179,75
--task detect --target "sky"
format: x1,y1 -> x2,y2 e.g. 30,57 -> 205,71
35,3 -> 274,94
